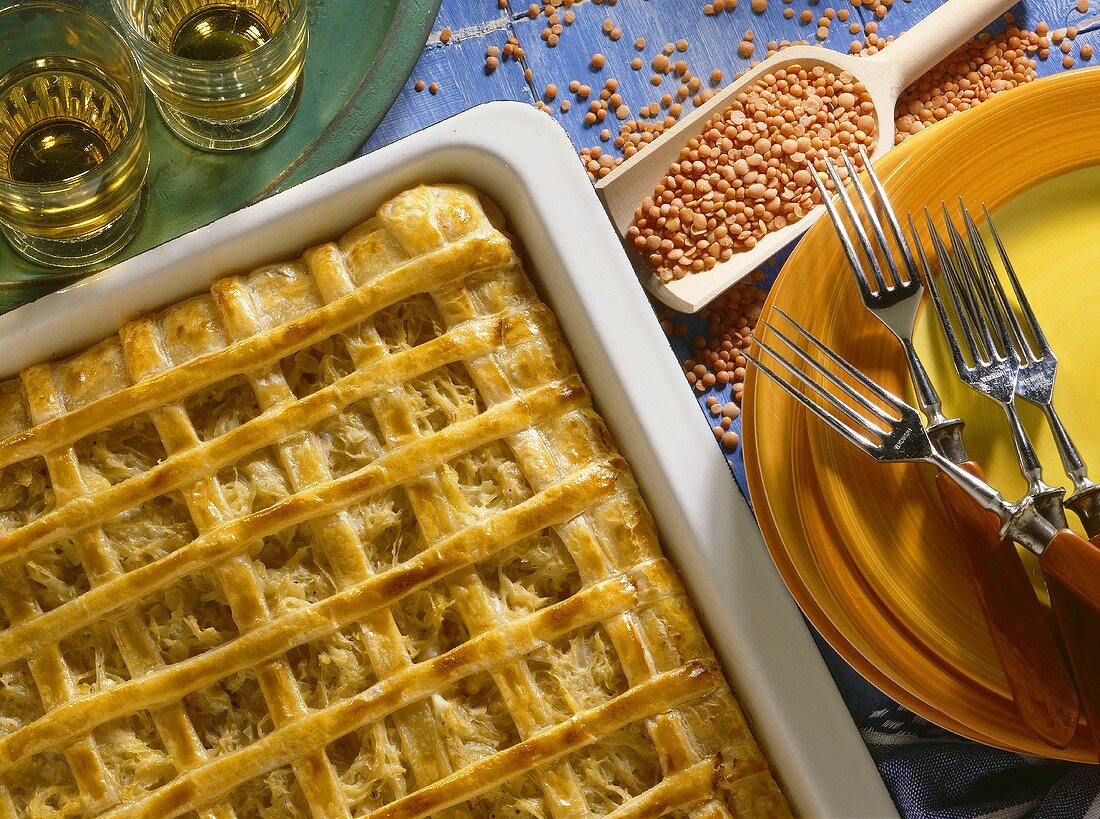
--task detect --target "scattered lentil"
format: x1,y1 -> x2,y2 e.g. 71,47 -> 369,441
428,82 -> 439,95
592,52 -> 607,69
439,27 -> 452,44
893,27 -> 1041,144
666,271 -> 766,400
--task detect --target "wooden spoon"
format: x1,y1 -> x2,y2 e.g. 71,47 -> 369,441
596,0 -> 1017,313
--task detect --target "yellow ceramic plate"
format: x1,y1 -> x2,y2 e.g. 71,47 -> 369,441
744,67 -> 1100,761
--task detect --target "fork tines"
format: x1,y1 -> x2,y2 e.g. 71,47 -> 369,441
922,206 -> 1010,371
922,203 -> 1036,373
811,145 -> 921,302
980,205 -> 1052,367
747,309 -> 932,463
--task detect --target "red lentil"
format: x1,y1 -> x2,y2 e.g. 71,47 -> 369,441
894,27 -> 1042,144
629,65 -> 877,282
667,271 -> 766,400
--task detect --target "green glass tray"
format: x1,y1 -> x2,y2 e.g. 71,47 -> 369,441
0,0 -> 440,313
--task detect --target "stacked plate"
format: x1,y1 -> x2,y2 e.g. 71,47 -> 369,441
744,67 -> 1100,761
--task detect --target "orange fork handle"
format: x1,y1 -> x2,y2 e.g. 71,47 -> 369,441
1041,530 -> 1100,613
938,463 -> 1080,748
1041,529 -> 1100,759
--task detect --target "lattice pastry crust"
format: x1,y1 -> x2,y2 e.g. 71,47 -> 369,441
0,184 -> 790,818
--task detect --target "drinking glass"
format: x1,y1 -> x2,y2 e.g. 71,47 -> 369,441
112,0 -> 308,152
0,2 -> 149,268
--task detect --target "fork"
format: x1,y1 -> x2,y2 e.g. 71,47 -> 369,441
746,309 -> 1100,620
920,204 -> 1068,528
941,205 -> 1100,756
978,209 -> 1100,534
813,152 -> 1079,748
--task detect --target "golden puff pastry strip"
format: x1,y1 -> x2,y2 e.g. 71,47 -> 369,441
0,314 -> 516,561
357,185 -> 783,818
603,755 -> 723,819
397,193 -> 766,819
0,563 -> 118,812
17,363 -> 233,819
210,273 -> 458,799
119,312 -> 351,819
290,219 -> 596,814
369,661 -> 722,819
244,248 -> 591,815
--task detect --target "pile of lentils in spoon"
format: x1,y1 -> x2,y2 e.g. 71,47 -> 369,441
628,63 -> 877,283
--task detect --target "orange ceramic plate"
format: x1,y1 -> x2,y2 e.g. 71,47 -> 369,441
744,67 -> 1100,761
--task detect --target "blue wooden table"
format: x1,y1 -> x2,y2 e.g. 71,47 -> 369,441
356,3 -> 1100,815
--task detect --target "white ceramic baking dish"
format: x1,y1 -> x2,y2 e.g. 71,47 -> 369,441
0,102 -> 896,818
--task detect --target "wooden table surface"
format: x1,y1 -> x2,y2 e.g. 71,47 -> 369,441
357,0 -> 1093,489
364,0 -> 1085,155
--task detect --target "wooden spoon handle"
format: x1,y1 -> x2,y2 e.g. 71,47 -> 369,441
866,0 -> 1017,90
937,464 -> 1080,748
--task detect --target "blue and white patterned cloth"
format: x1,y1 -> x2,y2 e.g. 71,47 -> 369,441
818,635 -> 1100,819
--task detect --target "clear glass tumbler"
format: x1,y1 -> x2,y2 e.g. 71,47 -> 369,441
112,0 -> 308,152
0,2 -> 149,268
